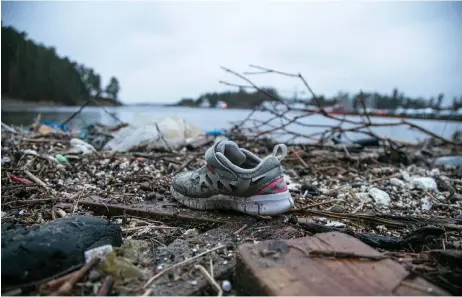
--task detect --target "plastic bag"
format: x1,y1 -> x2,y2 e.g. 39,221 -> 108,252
103,116 -> 203,152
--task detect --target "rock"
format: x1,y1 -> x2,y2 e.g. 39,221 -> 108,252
368,188 -> 390,207
145,192 -> 158,200
412,177 -> 437,191
285,169 -> 298,178
300,180 -> 316,192
421,196 -> 433,211
400,170 -> 411,182
140,182 -> 151,191
1,215 -> 123,288
356,193 -> 372,203
325,220 -> 346,228
390,178 -> 405,188
328,204 -> 345,213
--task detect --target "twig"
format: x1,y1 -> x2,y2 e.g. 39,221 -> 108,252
96,276 -> 113,296
122,225 -> 178,233
142,288 -> 153,296
291,148 -> 309,168
79,200 -> 225,224
51,257 -> 99,295
62,100 -> 91,126
143,245 -> 226,289
233,224 -> 248,235
172,156 -> 196,175
288,245 -> 389,261
289,199 -> 342,212
194,264 -> 223,297
1,122 -> 19,134
24,170 -> 48,189
209,258 -> 214,278
370,173 -> 399,183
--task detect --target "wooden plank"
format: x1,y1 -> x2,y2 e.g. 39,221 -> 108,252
235,232 -> 449,296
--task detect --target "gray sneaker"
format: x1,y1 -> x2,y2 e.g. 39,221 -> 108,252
170,140 -> 294,216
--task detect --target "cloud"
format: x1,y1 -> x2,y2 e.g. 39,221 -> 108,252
2,1 -> 461,104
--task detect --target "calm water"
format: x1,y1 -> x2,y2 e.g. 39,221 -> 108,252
2,106 -> 461,143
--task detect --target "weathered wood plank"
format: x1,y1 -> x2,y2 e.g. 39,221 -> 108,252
235,232 -> 449,296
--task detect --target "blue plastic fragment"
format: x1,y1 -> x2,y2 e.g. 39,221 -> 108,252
42,121 -> 69,132
205,129 -> 224,136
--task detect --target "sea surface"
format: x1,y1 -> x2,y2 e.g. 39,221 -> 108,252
1,105 -> 461,143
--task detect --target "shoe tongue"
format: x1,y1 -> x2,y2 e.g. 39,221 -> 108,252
214,141 -> 246,166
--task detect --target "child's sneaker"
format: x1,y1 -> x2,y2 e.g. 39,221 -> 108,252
170,140 -> 294,216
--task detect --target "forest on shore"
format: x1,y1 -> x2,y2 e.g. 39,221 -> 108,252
176,88 -> 462,111
1,25 -> 121,106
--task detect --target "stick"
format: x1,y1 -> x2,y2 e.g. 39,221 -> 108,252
291,149 -> 309,168
1,122 -> 18,134
194,264 -> 223,297
122,225 -> 178,233
51,257 -> 99,296
62,100 -> 91,126
233,224 -> 248,235
143,245 -> 226,289
24,170 -> 48,189
289,199 -> 342,212
79,200 -> 225,224
96,276 -> 113,296
172,156 -> 196,175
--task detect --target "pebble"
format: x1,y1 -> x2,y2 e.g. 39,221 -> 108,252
390,178 -> 405,188
421,196 -> 433,211
325,220 -> 346,227
356,193 -> 372,203
222,280 -> 232,292
329,204 -> 345,213
412,177 -> 438,191
368,187 -> 390,207
140,182 -> 151,191
285,169 -> 298,178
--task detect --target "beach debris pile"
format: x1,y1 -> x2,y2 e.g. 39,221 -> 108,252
1,116 -> 461,295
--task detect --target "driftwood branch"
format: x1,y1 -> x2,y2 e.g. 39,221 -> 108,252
221,64 -> 458,146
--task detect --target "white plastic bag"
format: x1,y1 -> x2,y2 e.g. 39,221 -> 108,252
104,116 -> 203,152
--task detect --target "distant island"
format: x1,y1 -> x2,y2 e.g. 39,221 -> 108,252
173,88 -> 462,112
1,25 -> 121,107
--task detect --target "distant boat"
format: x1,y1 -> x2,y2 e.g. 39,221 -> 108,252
199,99 -> 211,108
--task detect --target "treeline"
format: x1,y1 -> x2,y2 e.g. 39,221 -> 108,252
176,87 -> 462,111
176,88 -> 280,109
1,25 -> 121,106
313,89 -> 462,111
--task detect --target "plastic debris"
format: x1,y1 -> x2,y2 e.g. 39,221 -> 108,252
104,115 -> 203,152
1,156 -> 11,165
412,177 -> 438,191
222,280 -> 232,292
7,173 -> 34,185
390,178 -> 405,188
84,245 -> 113,263
55,154 -> 70,163
67,138 -> 97,155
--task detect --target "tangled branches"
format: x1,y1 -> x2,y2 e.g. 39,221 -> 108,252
220,65 -> 458,146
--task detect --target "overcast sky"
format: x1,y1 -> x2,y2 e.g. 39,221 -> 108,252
2,1 -> 462,105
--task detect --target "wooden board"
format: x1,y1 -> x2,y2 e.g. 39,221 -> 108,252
235,232 -> 449,296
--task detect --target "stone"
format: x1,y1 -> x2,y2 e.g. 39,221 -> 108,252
140,182 -> 151,191
390,178 -> 405,188
368,188 -> 390,207
328,204 -> 345,213
412,177 -> 438,191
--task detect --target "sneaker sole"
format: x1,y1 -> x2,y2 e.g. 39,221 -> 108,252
170,186 -> 294,216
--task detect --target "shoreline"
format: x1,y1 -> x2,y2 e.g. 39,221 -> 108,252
1,97 -> 122,110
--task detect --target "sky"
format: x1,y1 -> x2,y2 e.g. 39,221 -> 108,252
1,1 -> 462,105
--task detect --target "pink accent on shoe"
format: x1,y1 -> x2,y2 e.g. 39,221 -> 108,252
256,177 -> 288,195
206,164 -> 215,173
